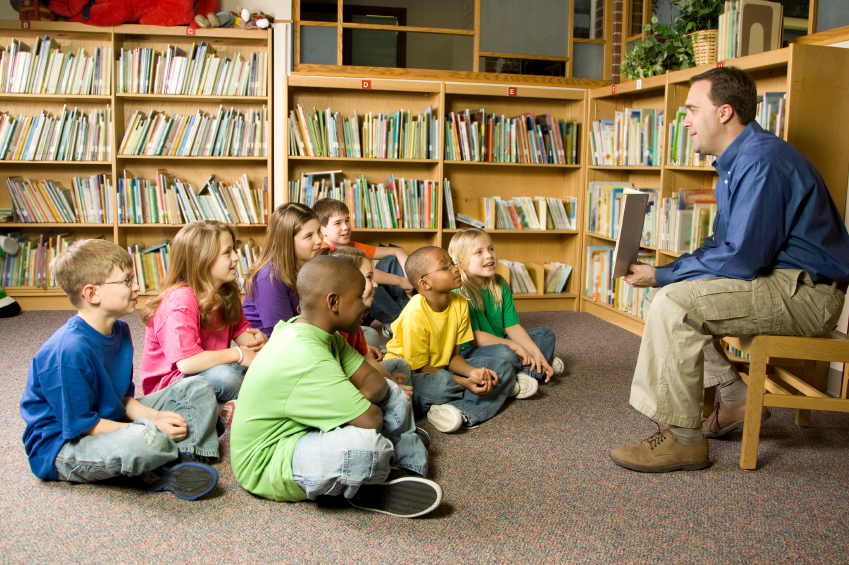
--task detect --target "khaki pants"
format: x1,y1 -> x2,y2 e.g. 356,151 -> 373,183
630,270 -> 845,428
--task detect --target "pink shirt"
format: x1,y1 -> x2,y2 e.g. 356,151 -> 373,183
140,286 -> 250,395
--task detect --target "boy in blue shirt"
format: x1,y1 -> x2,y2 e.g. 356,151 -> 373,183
21,239 -> 220,500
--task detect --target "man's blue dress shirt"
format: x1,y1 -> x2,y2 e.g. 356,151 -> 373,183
655,122 -> 849,287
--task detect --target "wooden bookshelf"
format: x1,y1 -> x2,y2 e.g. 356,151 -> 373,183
0,22 -> 273,309
579,43 -> 849,335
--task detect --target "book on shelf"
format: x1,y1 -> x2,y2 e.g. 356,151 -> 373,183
455,213 -> 485,228
6,174 -> 112,224
445,109 -> 579,165
288,173 -> 439,229
658,188 -> 716,253
0,35 -> 111,95
0,231 -> 75,287
478,196 -> 576,231
667,107 -> 715,167
118,170 -> 266,225
118,105 -> 267,157
755,92 -> 785,139
117,43 -> 267,96
544,261 -> 572,293
589,109 -> 664,166
496,260 -> 542,294
0,106 -> 112,161
443,178 -> 456,229
718,0 -> 783,61
288,104 -> 438,159
585,246 -> 655,318
585,182 -> 658,245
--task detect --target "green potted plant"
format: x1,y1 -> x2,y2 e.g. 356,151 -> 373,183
672,0 -> 725,65
620,17 -> 695,80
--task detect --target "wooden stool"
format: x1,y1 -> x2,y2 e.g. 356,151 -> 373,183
724,331 -> 849,470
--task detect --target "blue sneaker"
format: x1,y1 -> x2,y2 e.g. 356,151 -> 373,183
138,457 -> 218,501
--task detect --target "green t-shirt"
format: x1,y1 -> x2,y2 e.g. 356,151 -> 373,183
460,275 -> 520,350
230,318 -> 369,502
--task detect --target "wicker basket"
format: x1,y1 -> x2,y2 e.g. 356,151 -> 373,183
688,29 -> 718,66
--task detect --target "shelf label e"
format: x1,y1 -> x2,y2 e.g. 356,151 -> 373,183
716,61 -> 724,67
508,87 -> 517,96
362,80 -> 371,90
611,84 -> 616,94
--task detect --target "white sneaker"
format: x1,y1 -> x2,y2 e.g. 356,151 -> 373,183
427,404 -> 463,433
508,373 -> 538,399
551,357 -> 565,376
381,325 -> 393,339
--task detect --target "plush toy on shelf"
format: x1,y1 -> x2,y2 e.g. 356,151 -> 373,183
47,0 -> 219,27
195,6 -> 272,29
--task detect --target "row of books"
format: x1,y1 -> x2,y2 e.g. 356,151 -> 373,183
0,106 -> 112,161
495,260 -> 573,295
117,43 -> 267,97
585,246 -> 655,318
657,188 -> 717,253
288,105 -> 438,160
667,107 -> 715,167
585,182 -> 658,247
479,196 -> 577,231
288,172 -> 439,229
589,109 -> 664,166
497,260 -> 538,294
755,92 -> 785,139
0,232 -> 76,287
544,262 -> 573,294
117,171 -> 266,225
0,36 -> 111,95
724,341 -> 751,361
445,110 -> 579,165
717,0 -> 783,62
128,237 -> 260,292
118,106 -> 267,157
6,174 -> 112,224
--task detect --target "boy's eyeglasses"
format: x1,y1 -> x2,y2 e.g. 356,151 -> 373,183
420,261 -> 459,280
94,274 -> 136,288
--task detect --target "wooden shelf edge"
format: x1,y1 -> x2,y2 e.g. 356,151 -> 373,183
580,297 -> 645,336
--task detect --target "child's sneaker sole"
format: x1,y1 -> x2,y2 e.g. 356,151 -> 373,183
138,462 -> 219,501
427,405 -> 463,433
552,357 -> 565,375
349,476 -> 442,518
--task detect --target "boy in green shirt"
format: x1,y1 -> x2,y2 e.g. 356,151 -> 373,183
230,255 -> 441,518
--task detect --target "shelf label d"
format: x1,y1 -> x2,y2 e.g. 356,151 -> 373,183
362,80 -> 371,90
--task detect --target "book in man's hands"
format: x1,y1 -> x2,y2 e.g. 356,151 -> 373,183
611,188 -> 650,279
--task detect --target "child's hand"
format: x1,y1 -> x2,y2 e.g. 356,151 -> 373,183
152,412 -> 187,441
531,352 -> 554,383
398,276 -> 414,298
391,373 -> 413,401
367,345 -> 383,361
509,343 -> 532,365
466,367 -> 498,396
239,346 -> 257,368
242,328 -> 267,352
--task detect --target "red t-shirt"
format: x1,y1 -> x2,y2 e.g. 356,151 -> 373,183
320,240 -> 376,259
338,328 -> 369,356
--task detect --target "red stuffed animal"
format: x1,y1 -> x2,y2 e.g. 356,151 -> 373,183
48,0 -> 218,27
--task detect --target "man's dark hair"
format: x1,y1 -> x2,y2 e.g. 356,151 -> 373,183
689,66 -> 757,125
312,198 -> 350,227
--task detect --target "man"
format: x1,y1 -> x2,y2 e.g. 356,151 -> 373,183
610,66 -> 849,473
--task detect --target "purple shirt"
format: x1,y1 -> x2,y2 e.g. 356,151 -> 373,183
242,262 -> 299,337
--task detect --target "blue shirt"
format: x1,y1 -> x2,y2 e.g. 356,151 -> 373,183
21,315 -> 135,480
655,122 -> 849,287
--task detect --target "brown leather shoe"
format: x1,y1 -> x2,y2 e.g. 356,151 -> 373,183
610,429 -> 711,473
701,399 -> 770,438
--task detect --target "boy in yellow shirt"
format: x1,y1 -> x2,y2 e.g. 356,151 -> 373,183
385,246 -> 534,433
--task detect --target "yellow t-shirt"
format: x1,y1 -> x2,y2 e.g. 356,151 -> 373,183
384,293 -> 474,371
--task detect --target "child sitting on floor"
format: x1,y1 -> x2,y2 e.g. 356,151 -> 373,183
140,221 -> 267,420
449,228 -> 564,383
230,256 -> 441,518
317,246 -> 413,396
242,203 -> 323,337
20,239 -> 219,500
384,246 -> 536,434
313,197 -> 411,332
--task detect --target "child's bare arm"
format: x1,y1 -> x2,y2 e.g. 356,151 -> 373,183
472,330 -> 531,365
364,354 -> 412,401
85,398 -> 188,441
347,404 -> 383,430
373,268 -> 413,293
447,346 -> 498,396
505,324 -> 553,381
372,246 -> 409,272
176,347 -> 254,375
348,360 -> 390,404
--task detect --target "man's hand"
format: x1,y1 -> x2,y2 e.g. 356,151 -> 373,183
241,328 -> 268,352
151,411 -> 187,441
464,367 -> 498,396
622,263 -> 657,288
390,373 -> 413,401
367,345 -> 383,361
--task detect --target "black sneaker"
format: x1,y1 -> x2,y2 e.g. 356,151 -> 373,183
349,476 -> 442,518
415,427 -> 431,449
137,459 -> 219,501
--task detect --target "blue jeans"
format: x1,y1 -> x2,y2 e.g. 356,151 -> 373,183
407,356 -> 515,426
290,378 -> 427,499
187,362 -> 247,402
54,377 -> 220,482
369,256 -> 411,325
362,326 -> 380,349
462,327 -> 556,381
380,357 -> 411,382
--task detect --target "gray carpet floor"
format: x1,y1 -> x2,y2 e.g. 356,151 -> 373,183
2,310 -> 849,564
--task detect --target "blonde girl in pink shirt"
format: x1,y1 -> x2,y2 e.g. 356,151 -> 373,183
140,221 -> 267,417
